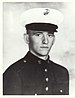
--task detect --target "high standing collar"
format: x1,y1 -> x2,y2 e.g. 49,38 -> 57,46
24,51 -> 50,65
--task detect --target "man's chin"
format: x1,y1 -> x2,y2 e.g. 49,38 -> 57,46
37,52 -> 49,57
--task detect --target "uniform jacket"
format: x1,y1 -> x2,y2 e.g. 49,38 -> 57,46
3,51 -> 69,95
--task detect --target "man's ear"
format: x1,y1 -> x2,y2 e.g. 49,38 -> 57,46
52,36 -> 55,45
24,33 -> 29,44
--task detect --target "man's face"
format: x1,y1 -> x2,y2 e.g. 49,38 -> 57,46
27,30 -> 55,57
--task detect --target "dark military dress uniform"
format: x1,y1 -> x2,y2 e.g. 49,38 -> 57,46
3,51 -> 69,95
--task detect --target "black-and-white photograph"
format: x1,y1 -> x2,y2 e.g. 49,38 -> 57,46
3,2 -> 75,96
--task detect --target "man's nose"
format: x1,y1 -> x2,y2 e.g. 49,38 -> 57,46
42,35 -> 48,44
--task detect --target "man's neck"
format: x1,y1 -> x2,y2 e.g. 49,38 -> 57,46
30,51 -> 48,60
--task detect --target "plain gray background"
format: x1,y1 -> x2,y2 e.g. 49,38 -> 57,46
3,2 -> 75,95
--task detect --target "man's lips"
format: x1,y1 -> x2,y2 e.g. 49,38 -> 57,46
40,46 -> 49,48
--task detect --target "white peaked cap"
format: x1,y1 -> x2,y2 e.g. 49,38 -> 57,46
20,8 -> 64,27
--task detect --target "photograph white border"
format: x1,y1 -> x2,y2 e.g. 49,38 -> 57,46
1,0 -> 75,98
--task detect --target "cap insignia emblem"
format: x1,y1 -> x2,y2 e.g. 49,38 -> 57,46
43,9 -> 50,15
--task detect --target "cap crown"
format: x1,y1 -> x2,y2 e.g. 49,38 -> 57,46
21,8 -> 63,26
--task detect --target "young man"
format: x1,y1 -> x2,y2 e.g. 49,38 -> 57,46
3,8 -> 69,95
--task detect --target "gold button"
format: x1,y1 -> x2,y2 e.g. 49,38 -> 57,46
35,93 -> 37,96
60,89 -> 63,93
46,78 -> 48,82
45,87 -> 48,91
45,69 -> 47,72
24,60 -> 26,63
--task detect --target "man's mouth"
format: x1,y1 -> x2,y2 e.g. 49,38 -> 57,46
40,46 -> 49,48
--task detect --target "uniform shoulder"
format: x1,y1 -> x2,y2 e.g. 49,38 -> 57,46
3,57 -> 26,74
50,60 -> 69,76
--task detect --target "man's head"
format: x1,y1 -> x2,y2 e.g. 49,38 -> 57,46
24,29 -> 55,57
24,23 -> 57,59
22,8 -> 63,59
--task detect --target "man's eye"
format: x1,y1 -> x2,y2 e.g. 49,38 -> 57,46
35,33 -> 41,36
48,34 -> 54,37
